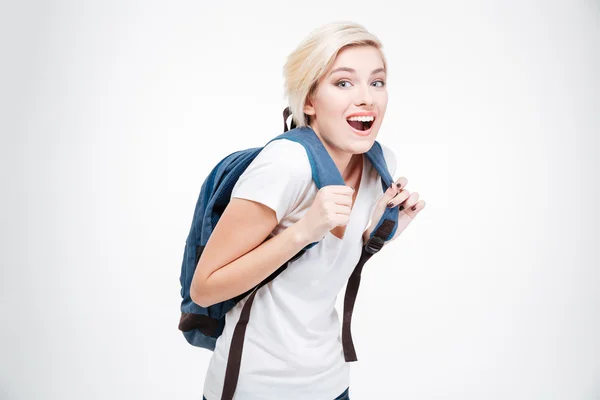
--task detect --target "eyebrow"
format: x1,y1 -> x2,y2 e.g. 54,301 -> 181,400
328,67 -> 386,77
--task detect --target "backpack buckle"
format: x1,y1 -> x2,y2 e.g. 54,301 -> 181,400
364,236 -> 385,255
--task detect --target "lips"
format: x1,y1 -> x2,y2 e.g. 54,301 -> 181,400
344,111 -> 377,136
346,111 -> 377,118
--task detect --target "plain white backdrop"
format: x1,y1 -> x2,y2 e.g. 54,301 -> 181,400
1,0 -> 599,399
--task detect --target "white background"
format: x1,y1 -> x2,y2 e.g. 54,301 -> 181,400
1,1 -> 599,399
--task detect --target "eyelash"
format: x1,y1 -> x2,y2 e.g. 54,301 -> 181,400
336,80 -> 386,88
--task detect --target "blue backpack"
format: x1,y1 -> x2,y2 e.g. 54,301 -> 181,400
178,108 -> 399,400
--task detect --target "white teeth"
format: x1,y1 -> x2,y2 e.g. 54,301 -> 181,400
347,116 -> 374,122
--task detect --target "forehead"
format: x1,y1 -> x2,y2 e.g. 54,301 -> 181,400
331,45 -> 385,70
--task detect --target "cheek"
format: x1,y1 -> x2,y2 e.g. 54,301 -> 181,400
378,92 -> 388,112
316,89 -> 347,119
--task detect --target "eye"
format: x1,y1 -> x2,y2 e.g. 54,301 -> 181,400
336,79 -> 385,88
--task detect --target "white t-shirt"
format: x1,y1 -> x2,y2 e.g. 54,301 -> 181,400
202,138 -> 397,400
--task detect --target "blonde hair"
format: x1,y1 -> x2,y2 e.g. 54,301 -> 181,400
283,21 -> 387,129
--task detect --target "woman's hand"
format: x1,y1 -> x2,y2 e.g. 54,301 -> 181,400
362,176 -> 426,246
296,185 -> 355,244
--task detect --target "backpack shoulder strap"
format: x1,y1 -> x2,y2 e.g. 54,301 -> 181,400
269,125 -> 399,242
221,124 -> 400,399
273,123 -> 401,364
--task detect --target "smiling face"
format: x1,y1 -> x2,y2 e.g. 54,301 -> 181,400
303,45 -> 388,159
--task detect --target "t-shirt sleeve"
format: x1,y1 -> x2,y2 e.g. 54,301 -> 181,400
380,142 -> 398,177
230,138 -> 313,224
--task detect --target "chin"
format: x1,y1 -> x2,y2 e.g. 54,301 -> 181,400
349,139 -> 375,154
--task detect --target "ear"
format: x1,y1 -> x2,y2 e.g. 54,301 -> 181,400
303,95 -> 315,116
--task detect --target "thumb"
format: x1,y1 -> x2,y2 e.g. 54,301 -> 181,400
380,183 -> 399,205
372,183 -> 399,216
363,183 -> 399,242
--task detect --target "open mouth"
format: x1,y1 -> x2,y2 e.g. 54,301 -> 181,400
346,117 -> 375,131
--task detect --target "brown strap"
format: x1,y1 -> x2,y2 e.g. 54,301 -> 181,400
283,107 -> 296,132
341,220 -> 395,362
283,107 -> 291,132
178,312 -> 219,336
220,217 -> 391,398
221,262 -> 290,400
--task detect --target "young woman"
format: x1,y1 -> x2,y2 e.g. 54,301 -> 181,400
192,21 -> 426,400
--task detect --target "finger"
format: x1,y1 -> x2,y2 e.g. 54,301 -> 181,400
393,176 -> 408,191
404,199 -> 426,216
399,192 -> 420,212
382,182 -> 401,203
386,188 -> 410,208
326,185 -> 355,195
334,203 -> 352,216
333,192 -> 353,207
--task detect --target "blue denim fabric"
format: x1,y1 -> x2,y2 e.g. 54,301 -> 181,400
202,387 -> 350,400
333,387 -> 350,400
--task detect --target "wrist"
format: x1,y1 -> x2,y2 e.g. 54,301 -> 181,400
289,219 -> 312,248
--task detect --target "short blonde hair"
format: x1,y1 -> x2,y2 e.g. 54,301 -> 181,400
283,21 -> 387,129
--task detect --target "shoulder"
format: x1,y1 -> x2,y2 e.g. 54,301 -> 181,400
377,142 -> 398,177
255,138 -> 312,173
262,137 -> 309,157
232,138 -> 313,224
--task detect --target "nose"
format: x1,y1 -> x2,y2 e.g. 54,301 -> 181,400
354,83 -> 374,107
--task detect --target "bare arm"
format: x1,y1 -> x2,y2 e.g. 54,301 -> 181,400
190,197 -> 311,308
